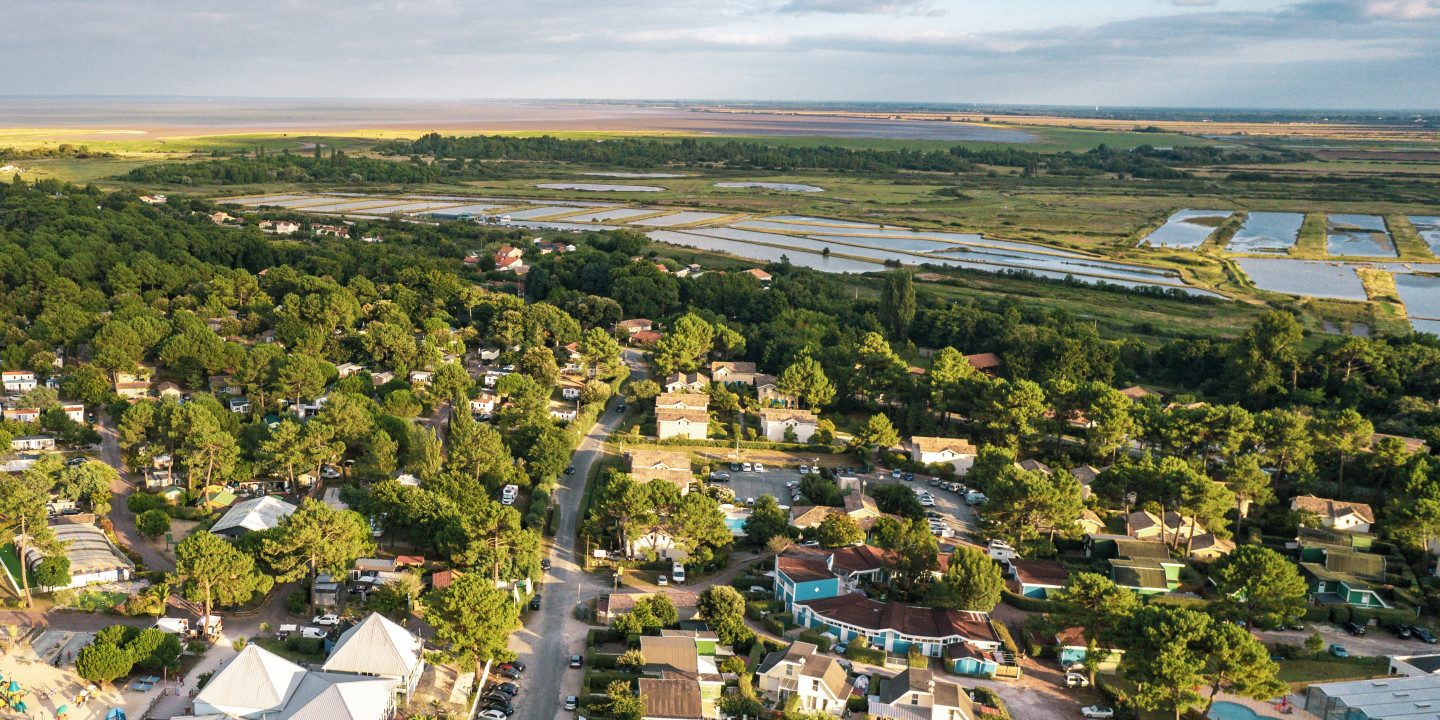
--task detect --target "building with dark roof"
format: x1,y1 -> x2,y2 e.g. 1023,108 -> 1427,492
1003,558 -> 1071,600
756,641 -> 853,716
794,593 -> 1000,659
867,668 -> 975,720
639,677 -> 704,720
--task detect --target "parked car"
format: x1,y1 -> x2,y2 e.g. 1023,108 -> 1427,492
321,465 -> 341,479
731,463 -> 741,471
300,627 -> 327,639
834,643 -> 848,655
495,666 -> 521,680
480,701 -> 514,716
785,480 -> 799,489
657,575 -> 668,586
541,558 -> 551,570
1392,624 -> 1414,639
479,710 -> 507,720
1330,644 -> 1349,658
499,660 -> 527,673
925,510 -> 944,520
570,654 -> 584,668
1288,618 -> 1305,631
891,469 -> 902,478
493,682 -> 519,695
742,462 -> 752,472
904,473 -> 914,481
1065,673 -> 1090,688
799,465 -> 810,474
753,463 -> 765,472
530,595 -> 542,611
312,614 -> 340,626
564,696 -> 578,711
1413,626 -> 1438,643
1081,707 -> 1114,718
565,465 -> 575,475
1344,621 -> 1366,636
485,687 -> 516,700
709,472 -> 730,482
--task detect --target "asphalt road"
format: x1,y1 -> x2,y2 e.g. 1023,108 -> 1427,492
504,348 -> 646,720
97,409 -> 174,571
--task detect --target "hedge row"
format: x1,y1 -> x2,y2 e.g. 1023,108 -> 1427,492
991,620 -> 1019,657
798,629 -> 833,653
582,670 -> 637,695
589,653 -> 621,670
845,644 -> 886,665
1001,590 -> 1058,613
970,688 -> 1011,719
1306,604 -> 1417,626
763,616 -> 787,636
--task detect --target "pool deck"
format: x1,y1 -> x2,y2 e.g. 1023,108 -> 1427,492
1208,691 -> 1317,719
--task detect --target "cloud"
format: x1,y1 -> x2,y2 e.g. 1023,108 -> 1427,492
1359,0 -> 1440,18
777,0 -> 942,15
1169,0 -> 1218,6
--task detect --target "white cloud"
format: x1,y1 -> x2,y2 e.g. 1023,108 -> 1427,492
1359,0 -> 1440,18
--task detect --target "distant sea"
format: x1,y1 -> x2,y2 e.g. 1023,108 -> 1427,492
0,97 -> 1038,143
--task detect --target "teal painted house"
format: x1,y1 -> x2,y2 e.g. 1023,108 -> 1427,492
1299,546 -> 1390,608
776,554 -> 843,608
1085,533 -> 1182,595
946,642 -> 999,677
1003,558 -> 1070,599
1055,627 -> 1123,670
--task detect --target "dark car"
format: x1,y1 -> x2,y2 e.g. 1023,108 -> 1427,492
481,701 -> 515,716
495,666 -> 520,680
529,595 -> 542,611
565,465 -> 575,475
500,660 -> 527,673
493,682 -> 520,695
1392,624 -> 1414,640
540,558 -> 551,570
904,473 -> 914,481
1343,620 -> 1366,636
730,463 -> 740,471
483,692 -> 514,705
569,654 -> 583,668
1412,626 -> 1438,643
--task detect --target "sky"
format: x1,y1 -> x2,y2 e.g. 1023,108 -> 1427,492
2,0 -> 1438,108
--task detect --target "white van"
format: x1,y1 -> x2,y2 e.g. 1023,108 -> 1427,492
671,561 -> 686,583
501,484 -> 519,505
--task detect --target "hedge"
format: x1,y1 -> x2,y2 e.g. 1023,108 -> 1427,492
798,629 -> 833,653
1354,607 -> 1419,626
1001,590 -> 1058,613
582,670 -> 637,695
970,688 -> 1010,719
845,644 -> 885,666
990,620 -> 1019,657
589,653 -> 621,670
1144,595 -> 1213,611
763,616 -> 787,636
906,646 -> 928,668
745,602 -> 769,621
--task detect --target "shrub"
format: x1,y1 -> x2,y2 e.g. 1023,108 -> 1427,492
285,636 -> 323,656
798,629 -> 833,653
763,616 -> 786,636
1304,606 -> 1330,622
1271,643 -> 1302,659
126,492 -> 167,514
991,620 -> 1020,657
589,653 -> 619,670
1329,606 -> 1353,624
847,697 -> 867,712
137,508 -> 172,539
846,644 -> 885,665
970,687 -> 1010,718
232,637 -> 247,651
1001,589 -> 1057,613
906,646 -> 928,669
286,588 -> 307,616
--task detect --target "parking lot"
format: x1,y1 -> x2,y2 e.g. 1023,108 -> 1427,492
712,465 -> 804,506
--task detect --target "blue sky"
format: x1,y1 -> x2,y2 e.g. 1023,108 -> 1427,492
2,0 -> 1437,108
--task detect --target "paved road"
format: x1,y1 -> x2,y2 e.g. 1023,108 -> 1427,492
97,409 -> 174,571
506,349 -> 646,720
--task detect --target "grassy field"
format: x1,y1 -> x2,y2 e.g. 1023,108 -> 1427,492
1275,656 -> 1390,689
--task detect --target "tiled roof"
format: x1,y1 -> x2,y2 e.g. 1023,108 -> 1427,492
639,678 -> 703,720
655,393 -> 709,410
601,590 -> 698,615
759,408 -> 817,423
1292,495 -> 1375,524
778,554 -> 835,584
829,545 -> 895,575
911,437 -> 978,455
656,407 -> 710,424
798,594 -> 997,644
1007,558 -> 1070,587
710,362 -> 756,375
964,353 -> 1001,370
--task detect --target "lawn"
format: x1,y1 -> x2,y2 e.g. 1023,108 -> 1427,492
0,543 -> 29,590
1275,656 -> 1390,689
75,590 -> 129,612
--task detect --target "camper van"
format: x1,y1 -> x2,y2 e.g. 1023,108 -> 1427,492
671,561 -> 686,583
501,484 -> 519,506
154,617 -> 189,635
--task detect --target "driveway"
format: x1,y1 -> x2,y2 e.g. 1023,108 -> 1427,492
97,409 -> 174,571
871,473 -> 981,539
1256,622 -> 1431,657
506,350 -> 645,720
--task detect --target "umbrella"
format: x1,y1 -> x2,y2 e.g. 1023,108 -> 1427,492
55,704 -> 67,717
7,680 -> 19,693
106,709 -> 128,720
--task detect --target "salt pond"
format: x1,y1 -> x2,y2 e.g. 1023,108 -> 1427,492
764,215 -> 882,228
715,182 -> 824,193
648,230 -> 879,273
535,183 -> 665,192
631,212 -> 729,227
1326,214 -> 1396,257
1225,212 -> 1304,253
234,193 -> 311,204
1410,216 -> 1440,255
297,199 -> 416,213
1395,274 -> 1440,320
1235,258 -> 1367,300
561,208 -> 659,223
350,201 -> 463,215
584,172 -> 686,178
1137,210 -> 1231,249
505,206 -> 587,220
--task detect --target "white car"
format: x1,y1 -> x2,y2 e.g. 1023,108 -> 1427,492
799,465 -> 810,475
785,480 -> 799,489
479,711 -> 508,720
918,497 -> 936,507
1081,707 -> 1114,719
742,462 -> 753,472
320,465 -> 341,479
300,626 -> 327,639
753,463 -> 765,473
1065,673 -> 1090,688
312,614 -> 340,626
657,575 -> 668,586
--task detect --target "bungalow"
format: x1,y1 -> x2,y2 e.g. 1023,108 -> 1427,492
192,643 -> 396,720
558,375 -> 585,400
157,381 -> 182,399
60,403 -> 85,422
597,590 -> 700,622
910,436 -> 978,474
115,381 -> 150,399
639,677 -> 707,720
561,342 -> 584,372
1299,545 -> 1390,608
946,642 -> 1001,678
409,370 -> 432,386
1125,510 -> 1206,543
372,371 -> 396,386
754,374 -> 795,407
963,353 -> 1001,376
1291,495 -> 1375,534
756,641 -> 853,716
1004,558 -> 1071,600
549,406 -> 578,422
139,194 -> 166,204
496,245 -> 524,259
1187,533 -> 1236,560
1075,509 -> 1106,535
744,268 -> 772,283
470,392 -> 499,416
1054,626 -> 1123,670
210,496 -> 298,538
495,256 -> 525,272
228,397 -> 251,414
335,362 -> 365,378
1085,534 -> 1184,595
663,372 -> 709,393
6,407 -> 40,423
775,553 -> 844,608
617,318 -> 654,333
2,370 -> 37,393
209,211 -> 239,225
625,450 -> 695,494
630,330 -> 663,347
1118,385 -> 1163,403
657,406 -> 710,441
11,435 -> 55,452
789,494 -> 886,532
1370,433 -> 1431,455
259,220 -> 300,235
867,668 -> 975,720
313,225 -> 350,238
655,393 -> 710,411
710,362 -> 756,385
794,593 -> 1001,659
1072,465 -> 1108,501
759,408 -> 817,443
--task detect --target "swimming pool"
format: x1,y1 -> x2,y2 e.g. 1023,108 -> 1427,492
1207,701 -> 1262,720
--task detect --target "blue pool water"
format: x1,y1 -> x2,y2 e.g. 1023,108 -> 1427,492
1207,701 -> 1262,720
724,517 -> 746,533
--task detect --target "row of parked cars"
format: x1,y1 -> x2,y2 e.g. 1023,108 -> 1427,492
478,661 -> 527,718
